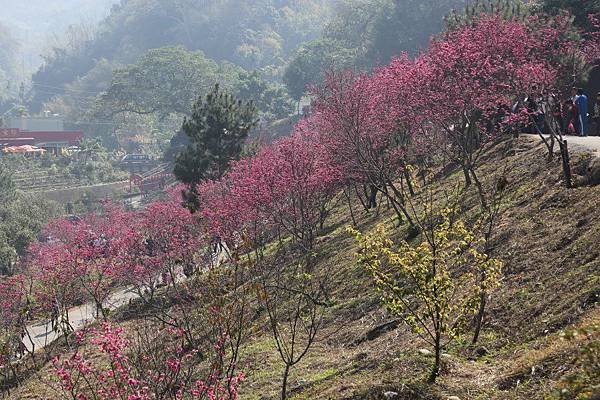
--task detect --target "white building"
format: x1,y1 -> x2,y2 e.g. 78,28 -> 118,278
7,117 -> 64,132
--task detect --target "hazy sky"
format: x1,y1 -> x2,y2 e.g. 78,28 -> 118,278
0,0 -> 118,74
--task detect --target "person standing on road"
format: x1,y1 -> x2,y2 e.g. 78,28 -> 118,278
575,88 -> 589,137
564,99 -> 578,135
569,87 -> 580,135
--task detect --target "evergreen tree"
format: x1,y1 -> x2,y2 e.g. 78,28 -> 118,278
540,0 -> 600,31
445,0 -> 530,30
174,84 -> 258,188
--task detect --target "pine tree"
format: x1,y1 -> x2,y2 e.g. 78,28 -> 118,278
174,84 -> 258,211
174,84 -> 259,185
445,0 -> 530,30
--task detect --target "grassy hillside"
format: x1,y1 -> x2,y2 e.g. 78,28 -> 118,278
228,136 -> 600,399
9,136 -> 600,399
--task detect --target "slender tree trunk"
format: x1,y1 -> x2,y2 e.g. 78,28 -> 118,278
96,300 -> 106,321
559,140 -> 572,188
469,168 -> 488,210
420,166 -> 427,186
22,326 -> 36,364
281,364 -> 290,400
386,182 -> 416,229
549,133 -> 555,161
319,204 -> 328,230
462,162 -> 472,186
62,311 -> 73,346
472,288 -> 487,345
383,189 -> 403,225
368,185 -> 377,209
403,169 -> 415,196
474,202 -> 497,344
344,189 -> 357,226
430,332 -> 441,383
354,184 -> 370,212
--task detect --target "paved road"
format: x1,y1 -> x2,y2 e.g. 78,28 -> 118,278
23,286 -> 139,353
532,134 -> 600,156
22,246 -> 230,354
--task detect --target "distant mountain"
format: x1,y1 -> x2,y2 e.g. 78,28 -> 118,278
27,0 -> 334,111
0,0 -> 118,74
0,21 -> 19,84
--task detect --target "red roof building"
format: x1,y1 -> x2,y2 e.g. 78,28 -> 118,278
0,128 -> 83,151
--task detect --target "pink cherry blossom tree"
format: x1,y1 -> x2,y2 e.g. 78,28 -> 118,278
586,14 -> 600,64
307,66 -> 423,228
196,131 -> 340,256
0,275 -> 31,370
28,238 -> 85,339
51,322 -> 244,400
419,14 -> 583,202
195,176 -> 265,258
231,132 -> 341,252
123,198 -> 204,302
423,16 -> 541,196
29,204 -> 135,324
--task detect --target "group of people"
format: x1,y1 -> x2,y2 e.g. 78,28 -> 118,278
522,86 -> 600,137
564,87 -> 595,137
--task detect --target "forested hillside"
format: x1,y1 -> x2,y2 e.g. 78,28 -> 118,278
2,2 -> 599,399
0,0 -> 115,29
29,0 -> 333,111
0,0 -> 116,77
0,22 -> 19,101
14,0 -> 336,153
283,0 -> 466,100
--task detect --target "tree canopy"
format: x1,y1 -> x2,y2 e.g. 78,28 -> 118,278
235,70 -> 294,121
29,0 -> 333,112
540,0 -> 600,30
0,164 -> 60,275
282,0 -> 465,100
95,47 -> 232,119
283,38 -> 357,101
174,84 -> 259,189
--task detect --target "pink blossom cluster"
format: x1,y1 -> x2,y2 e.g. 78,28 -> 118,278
25,198 -> 203,320
123,198 -> 204,296
0,275 -> 28,365
586,14 -> 600,63
187,14 -> 591,252
305,15 -> 585,185
29,205 -> 137,317
196,131 -> 342,251
52,323 -> 243,400
0,275 -> 27,332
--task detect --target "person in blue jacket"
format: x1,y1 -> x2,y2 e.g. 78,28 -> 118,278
575,88 -> 589,136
